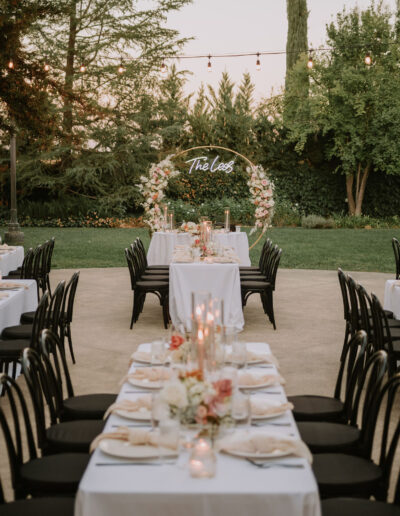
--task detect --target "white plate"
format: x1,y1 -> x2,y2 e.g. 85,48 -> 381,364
115,408 -> 151,421
224,448 -> 291,460
131,352 -> 170,365
99,439 -> 177,459
238,378 -> 280,390
128,378 -> 163,390
251,400 -> 289,420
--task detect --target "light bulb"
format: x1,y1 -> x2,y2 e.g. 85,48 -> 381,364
365,53 -> 372,66
8,59 -> 14,70
44,63 -> 50,72
307,57 -> 313,69
161,61 -> 167,76
207,55 -> 212,72
118,62 -> 125,74
79,64 -> 86,73
256,53 -> 261,71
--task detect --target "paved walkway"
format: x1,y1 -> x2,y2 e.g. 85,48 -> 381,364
0,266 -> 393,501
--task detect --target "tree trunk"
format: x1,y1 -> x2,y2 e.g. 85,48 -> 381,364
63,0 -> 78,145
285,0 -> 308,82
346,163 -> 370,216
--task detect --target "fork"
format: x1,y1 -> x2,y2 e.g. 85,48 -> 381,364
251,421 -> 291,427
246,458 -> 305,469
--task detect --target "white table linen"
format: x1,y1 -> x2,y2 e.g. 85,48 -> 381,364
0,280 -> 38,333
0,246 -> 24,276
384,279 -> 400,319
75,341 -> 321,516
169,262 -> 245,331
147,232 -> 251,266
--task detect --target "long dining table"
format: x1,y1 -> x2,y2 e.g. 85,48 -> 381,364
75,341 -> 321,516
0,245 -> 24,276
0,279 -> 38,333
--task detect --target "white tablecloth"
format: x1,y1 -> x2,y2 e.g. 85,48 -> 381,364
384,279 -> 400,319
0,279 -> 38,333
147,232 -> 251,266
75,342 -> 321,516
0,246 -> 24,276
169,262 -> 245,331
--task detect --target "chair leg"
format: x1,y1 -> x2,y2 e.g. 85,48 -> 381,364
130,292 -> 135,329
264,289 -> 276,330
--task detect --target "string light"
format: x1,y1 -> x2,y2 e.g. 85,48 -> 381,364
207,55 -> 212,72
44,63 -> 50,72
256,53 -> 261,71
161,61 -> 167,76
117,61 -> 125,74
8,59 -> 14,70
364,52 -> 372,66
307,51 -> 314,69
79,63 -> 86,73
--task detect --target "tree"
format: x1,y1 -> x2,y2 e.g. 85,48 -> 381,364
285,0 -> 308,89
284,3 -> 400,216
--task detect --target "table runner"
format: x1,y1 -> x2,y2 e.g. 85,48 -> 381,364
75,342 -> 321,516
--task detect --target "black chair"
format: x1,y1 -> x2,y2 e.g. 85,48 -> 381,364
338,269 -> 352,350
298,349 -> 387,454
125,247 -> 169,329
239,239 -> 272,274
240,245 -> 282,329
0,373 -> 89,499
288,331 -> 367,422
370,293 -> 400,376
0,292 -> 49,379
1,281 -> 65,341
40,329 -> 116,421
393,237 -> 400,280
22,348 -> 104,454
136,238 -> 169,272
131,243 -> 169,281
313,368 -> 400,500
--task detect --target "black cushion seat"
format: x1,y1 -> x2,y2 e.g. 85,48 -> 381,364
288,394 -> 345,422
20,311 -> 36,324
321,497 -> 400,516
136,280 -> 168,289
20,452 -> 89,496
45,419 -> 104,454
240,280 -> 272,289
146,265 -> 169,270
313,453 -> 382,499
0,339 -> 30,356
1,497 -> 75,516
239,266 -> 260,271
62,393 -> 117,421
2,324 -> 33,340
240,275 -> 266,282
140,275 -> 169,281
297,421 -> 360,453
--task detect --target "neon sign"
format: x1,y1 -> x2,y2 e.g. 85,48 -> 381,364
185,155 -> 236,174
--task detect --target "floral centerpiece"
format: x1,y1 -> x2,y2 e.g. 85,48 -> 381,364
169,334 -> 191,363
247,165 -> 275,235
192,239 -> 216,258
179,221 -> 199,235
159,370 -> 233,430
138,156 -> 179,232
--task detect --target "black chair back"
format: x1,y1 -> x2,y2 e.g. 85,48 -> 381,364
46,281 -> 65,336
355,283 -> 374,353
338,268 -> 351,324
370,293 -> 398,376
20,247 -> 34,279
30,291 -> 50,352
265,246 -> 282,290
61,271 -> 80,326
0,373 -> 38,498
392,237 -> 400,280
333,330 -> 367,402
125,248 -> 137,290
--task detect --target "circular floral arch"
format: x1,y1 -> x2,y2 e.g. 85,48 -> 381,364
139,145 -> 274,249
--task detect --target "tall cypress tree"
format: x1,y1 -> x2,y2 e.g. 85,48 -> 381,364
285,0 -> 308,87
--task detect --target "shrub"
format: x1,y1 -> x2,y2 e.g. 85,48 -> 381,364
301,215 -> 336,229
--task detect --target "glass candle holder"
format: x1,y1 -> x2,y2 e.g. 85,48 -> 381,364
224,208 -> 230,233
168,212 -> 175,231
189,438 -> 216,478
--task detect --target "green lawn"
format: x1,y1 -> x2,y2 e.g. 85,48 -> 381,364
0,226 -> 396,272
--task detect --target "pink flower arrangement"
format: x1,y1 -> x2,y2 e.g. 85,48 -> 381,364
247,165 -> 274,235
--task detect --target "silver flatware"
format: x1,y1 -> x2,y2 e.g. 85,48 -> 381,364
246,458 -> 304,469
111,424 -> 151,428
251,422 -> 291,427
95,462 -> 160,466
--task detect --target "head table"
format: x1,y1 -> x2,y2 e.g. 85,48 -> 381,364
75,341 -> 321,516
147,231 -> 251,267
0,279 -> 38,333
0,245 -> 24,276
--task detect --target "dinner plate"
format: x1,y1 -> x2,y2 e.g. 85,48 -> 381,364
251,400 -> 289,420
115,408 -> 151,421
128,378 -> 163,389
131,351 -> 170,365
224,448 -> 291,460
238,377 -> 280,390
99,439 -> 177,459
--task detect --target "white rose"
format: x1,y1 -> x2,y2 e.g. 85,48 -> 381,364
160,381 -> 188,408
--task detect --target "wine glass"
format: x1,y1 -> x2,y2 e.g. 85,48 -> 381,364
231,390 -> 251,430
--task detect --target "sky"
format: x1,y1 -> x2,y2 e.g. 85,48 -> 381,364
162,0 -> 397,102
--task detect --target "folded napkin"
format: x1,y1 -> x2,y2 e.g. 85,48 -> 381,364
130,351 -> 152,364
0,244 -> 16,250
251,399 -> 293,417
173,255 -> 193,263
216,431 -> 312,463
90,426 -> 177,453
104,396 -> 152,419
246,351 -> 279,367
238,372 -> 285,387
0,282 -> 28,289
121,367 -> 171,385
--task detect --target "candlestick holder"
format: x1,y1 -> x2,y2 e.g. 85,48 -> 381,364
224,208 -> 230,233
